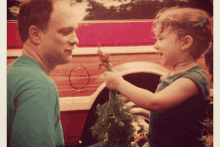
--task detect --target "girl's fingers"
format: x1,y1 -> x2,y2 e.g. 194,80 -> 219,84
134,133 -> 148,143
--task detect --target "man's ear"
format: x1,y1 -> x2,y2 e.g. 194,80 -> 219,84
29,25 -> 41,44
181,35 -> 193,50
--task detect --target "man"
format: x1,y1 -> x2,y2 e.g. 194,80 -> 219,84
7,0 -> 79,146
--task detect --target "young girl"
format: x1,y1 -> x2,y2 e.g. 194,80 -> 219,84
104,7 -> 213,147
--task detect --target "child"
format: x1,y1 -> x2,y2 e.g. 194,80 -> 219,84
104,7 -> 213,147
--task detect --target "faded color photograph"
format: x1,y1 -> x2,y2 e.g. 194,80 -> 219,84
7,0 -> 213,147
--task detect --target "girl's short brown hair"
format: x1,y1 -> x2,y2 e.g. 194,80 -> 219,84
152,7 -> 213,59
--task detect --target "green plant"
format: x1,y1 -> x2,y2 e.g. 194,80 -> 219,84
204,117 -> 213,136
7,0 -> 21,20
91,94 -> 138,147
91,45 -> 146,147
83,0 -> 212,20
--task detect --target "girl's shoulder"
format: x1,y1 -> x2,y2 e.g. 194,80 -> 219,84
169,65 -> 209,98
165,65 -> 205,80
180,65 -> 207,81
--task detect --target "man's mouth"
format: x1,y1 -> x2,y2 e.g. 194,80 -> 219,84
65,47 -> 75,52
157,52 -> 163,56
65,45 -> 77,52
64,49 -> 73,55
64,49 -> 72,52
65,48 -> 74,51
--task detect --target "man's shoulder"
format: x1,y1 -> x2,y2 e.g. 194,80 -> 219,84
7,56 -> 56,89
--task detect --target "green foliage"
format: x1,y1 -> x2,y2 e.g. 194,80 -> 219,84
84,0 -> 108,20
91,93 -> 139,147
204,117 -> 213,147
84,0 -> 213,20
7,0 -> 212,20
84,0 -> 162,20
204,117 -> 213,136
7,0 -> 21,20
94,48 -> 147,146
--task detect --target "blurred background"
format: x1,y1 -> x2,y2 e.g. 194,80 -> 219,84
7,0 -> 213,21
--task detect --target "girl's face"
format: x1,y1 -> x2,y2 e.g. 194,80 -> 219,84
154,26 -> 183,66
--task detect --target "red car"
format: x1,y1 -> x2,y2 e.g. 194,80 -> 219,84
7,20 -> 213,146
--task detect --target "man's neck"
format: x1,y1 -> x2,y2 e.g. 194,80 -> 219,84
22,39 -> 56,75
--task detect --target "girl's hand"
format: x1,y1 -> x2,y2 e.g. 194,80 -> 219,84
130,108 -> 150,118
134,133 -> 148,147
104,70 -> 124,90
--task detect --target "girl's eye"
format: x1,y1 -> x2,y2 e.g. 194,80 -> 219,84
154,36 -> 163,41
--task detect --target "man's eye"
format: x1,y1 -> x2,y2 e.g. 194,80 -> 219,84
61,30 -> 71,35
59,28 -> 74,36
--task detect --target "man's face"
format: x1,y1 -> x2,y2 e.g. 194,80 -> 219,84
39,1 -> 79,65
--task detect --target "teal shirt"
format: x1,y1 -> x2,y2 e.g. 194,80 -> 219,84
7,56 -> 64,147
148,65 -> 210,147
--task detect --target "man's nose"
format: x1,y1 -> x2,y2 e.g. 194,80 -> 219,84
69,33 -> 79,46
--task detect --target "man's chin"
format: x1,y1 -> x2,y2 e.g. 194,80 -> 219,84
64,56 -> 73,64
160,60 -> 165,66
56,57 -> 72,65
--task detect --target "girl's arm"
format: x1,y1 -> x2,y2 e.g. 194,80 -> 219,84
104,71 -> 199,112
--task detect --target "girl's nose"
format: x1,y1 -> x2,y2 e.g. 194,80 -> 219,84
153,41 -> 159,50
